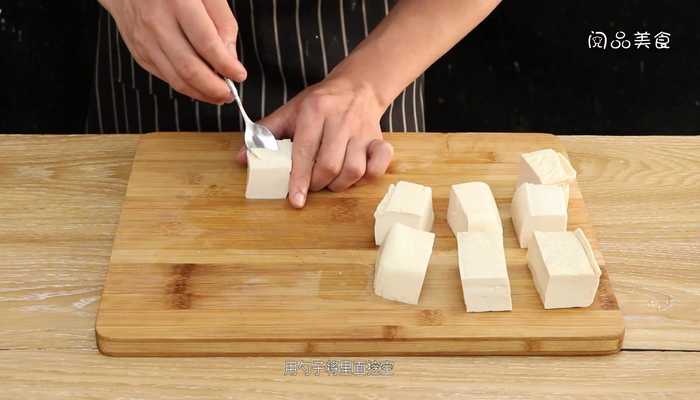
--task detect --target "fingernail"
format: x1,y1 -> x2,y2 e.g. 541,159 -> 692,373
292,192 -> 306,208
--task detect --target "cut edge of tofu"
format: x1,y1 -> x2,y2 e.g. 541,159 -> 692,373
526,233 -> 550,306
373,237 -> 389,296
424,197 -> 436,232
574,228 -> 602,278
526,183 -> 568,218
511,183 -> 568,248
528,230 -> 602,309
448,182 -> 503,236
557,152 -> 578,181
245,171 -> 291,199
380,181 -> 432,216
456,231 -> 508,279
373,183 -> 396,218
247,139 -> 293,169
517,148 -> 577,188
373,182 -> 434,246
447,187 -> 466,235
373,212 -> 423,246
373,223 -> 436,305
245,140 -> 293,199
457,231 -> 512,312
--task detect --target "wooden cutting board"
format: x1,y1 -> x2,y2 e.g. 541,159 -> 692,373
96,132 -> 624,356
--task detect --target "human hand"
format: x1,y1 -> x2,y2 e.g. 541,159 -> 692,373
236,77 -> 394,208
100,0 -> 247,104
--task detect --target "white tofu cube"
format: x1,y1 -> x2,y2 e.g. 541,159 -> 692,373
373,181 -> 434,246
447,182 -> 503,237
516,148 -> 577,201
374,223 -> 435,305
527,228 -> 602,309
245,139 -> 293,199
511,183 -> 568,248
457,232 -> 512,312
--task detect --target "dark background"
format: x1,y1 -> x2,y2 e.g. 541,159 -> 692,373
1,0 -> 699,134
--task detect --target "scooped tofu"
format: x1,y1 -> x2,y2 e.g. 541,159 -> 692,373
527,228 -> 602,309
447,182 -> 502,237
245,139 -> 293,199
374,223 -> 435,305
511,183 -> 568,248
527,229 -> 601,309
516,148 -> 577,201
373,181 -> 434,246
457,232 -> 512,312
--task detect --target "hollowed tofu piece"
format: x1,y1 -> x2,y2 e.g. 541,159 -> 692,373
447,181 -> 503,237
457,231 -> 512,312
245,139 -> 293,199
374,223 -> 435,305
373,181 -> 434,246
516,148 -> 577,201
527,228 -> 602,309
511,183 -> 567,248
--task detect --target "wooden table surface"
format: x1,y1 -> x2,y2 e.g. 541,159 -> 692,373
0,134 -> 698,399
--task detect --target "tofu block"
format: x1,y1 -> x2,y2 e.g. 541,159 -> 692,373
527,228 -> 602,309
374,223 -> 435,305
457,232 -> 512,312
516,148 -> 577,201
245,139 -> 293,199
447,182 -> 503,237
511,183 -> 568,248
373,181 -> 434,246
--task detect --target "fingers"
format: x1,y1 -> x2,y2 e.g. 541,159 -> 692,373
112,13 -> 165,85
130,47 -> 162,83
327,138 -> 368,192
174,0 -> 246,82
202,0 -> 247,80
155,13 -> 233,104
309,117 -> 351,192
145,39 -> 213,103
288,109 -> 324,208
366,139 -> 394,179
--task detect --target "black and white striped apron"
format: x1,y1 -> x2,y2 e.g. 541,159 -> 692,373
86,0 -> 426,134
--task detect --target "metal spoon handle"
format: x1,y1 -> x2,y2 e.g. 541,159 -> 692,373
225,78 -> 252,125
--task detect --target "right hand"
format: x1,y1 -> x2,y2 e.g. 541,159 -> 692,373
100,0 -> 247,104
236,77 -> 394,208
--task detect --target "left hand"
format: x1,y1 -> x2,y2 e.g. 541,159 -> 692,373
237,77 -> 394,208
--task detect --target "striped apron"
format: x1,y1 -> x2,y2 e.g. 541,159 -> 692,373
86,0 -> 426,134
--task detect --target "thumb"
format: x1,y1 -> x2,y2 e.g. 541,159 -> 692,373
258,105 -> 294,140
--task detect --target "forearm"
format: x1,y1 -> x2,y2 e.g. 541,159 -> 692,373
328,0 -> 502,110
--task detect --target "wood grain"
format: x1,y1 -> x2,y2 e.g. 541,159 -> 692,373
0,350 -> 699,400
0,135 -> 138,350
561,136 -> 700,350
0,134 -> 697,396
96,133 -> 623,356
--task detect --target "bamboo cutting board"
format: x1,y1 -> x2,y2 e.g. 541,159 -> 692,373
96,132 -> 624,356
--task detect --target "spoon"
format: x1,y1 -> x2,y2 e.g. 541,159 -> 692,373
225,78 -> 278,152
